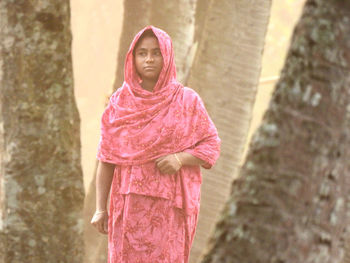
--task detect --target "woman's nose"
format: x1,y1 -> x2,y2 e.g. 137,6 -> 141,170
146,54 -> 154,62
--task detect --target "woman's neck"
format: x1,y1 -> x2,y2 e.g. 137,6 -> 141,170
141,79 -> 157,92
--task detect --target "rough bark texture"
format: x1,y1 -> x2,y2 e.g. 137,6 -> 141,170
343,240 -> 350,263
202,0 -> 350,262
0,1 -> 85,263
84,1 -> 196,262
187,1 -> 272,262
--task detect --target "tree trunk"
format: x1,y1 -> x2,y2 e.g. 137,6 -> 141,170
150,0 -> 196,83
202,0 -> 350,262
0,1 -> 85,262
84,1 -> 197,262
193,0 -> 211,43
187,1 -> 272,261
112,0 -> 152,91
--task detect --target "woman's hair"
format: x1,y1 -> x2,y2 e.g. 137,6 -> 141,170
133,29 -> 158,55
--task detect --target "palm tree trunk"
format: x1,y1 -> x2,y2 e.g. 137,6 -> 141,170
0,1 -> 85,262
202,0 -> 350,262
193,0 -> 211,43
187,1 -> 272,261
150,0 -> 196,83
112,0 -> 153,91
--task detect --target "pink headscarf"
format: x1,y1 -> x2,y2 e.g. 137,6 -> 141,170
97,25 -> 220,167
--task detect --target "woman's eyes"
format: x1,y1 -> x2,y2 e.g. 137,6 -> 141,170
138,52 -> 147,56
137,51 -> 162,56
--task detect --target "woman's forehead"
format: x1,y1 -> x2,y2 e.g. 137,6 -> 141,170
135,36 -> 160,50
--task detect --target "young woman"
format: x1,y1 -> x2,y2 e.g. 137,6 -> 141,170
91,25 -> 221,263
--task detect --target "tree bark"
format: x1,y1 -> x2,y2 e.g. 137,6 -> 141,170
202,0 -> 350,262
0,1 -> 85,262
112,0 -> 152,91
193,0 -> 210,43
150,0 -> 196,83
187,1 -> 272,261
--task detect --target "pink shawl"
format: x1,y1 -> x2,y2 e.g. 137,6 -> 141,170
97,25 -> 220,167
97,26 -> 220,214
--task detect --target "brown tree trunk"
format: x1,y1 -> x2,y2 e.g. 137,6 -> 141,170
202,0 -> 350,262
187,0 -> 272,261
0,1 -> 85,262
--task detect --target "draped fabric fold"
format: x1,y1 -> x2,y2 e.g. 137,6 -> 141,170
96,25 -> 221,215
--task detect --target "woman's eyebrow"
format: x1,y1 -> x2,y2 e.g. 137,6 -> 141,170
136,47 -> 161,51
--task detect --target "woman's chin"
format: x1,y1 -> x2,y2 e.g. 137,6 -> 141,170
141,73 -> 160,82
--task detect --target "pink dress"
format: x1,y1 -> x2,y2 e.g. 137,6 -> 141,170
107,165 -> 200,262
97,26 -> 221,263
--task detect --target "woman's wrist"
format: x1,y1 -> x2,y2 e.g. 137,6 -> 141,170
177,152 -> 188,166
95,210 -> 107,215
96,205 -> 107,212
174,153 -> 183,167
177,151 -> 206,166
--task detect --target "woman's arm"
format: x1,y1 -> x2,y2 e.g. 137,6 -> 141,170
181,134 -> 221,169
96,161 -> 115,212
155,152 -> 207,175
177,151 -> 206,166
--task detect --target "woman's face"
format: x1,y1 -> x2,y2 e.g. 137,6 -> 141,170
134,36 -> 163,83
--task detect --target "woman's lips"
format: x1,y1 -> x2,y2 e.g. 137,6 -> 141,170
144,66 -> 156,70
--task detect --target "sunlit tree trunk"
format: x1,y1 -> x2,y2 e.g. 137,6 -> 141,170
193,0 -> 210,43
150,0 -> 196,83
202,0 -> 350,262
0,1 -> 85,262
84,1 -> 197,262
187,1 -> 272,262
112,0 -> 152,91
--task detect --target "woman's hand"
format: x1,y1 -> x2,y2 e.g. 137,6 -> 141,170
155,153 -> 182,175
90,211 -> 108,235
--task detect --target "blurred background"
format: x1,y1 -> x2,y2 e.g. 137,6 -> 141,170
4,1 -> 350,262
70,0 -> 306,192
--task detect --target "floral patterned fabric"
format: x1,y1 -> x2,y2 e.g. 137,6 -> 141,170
108,193 -> 198,263
96,25 -> 221,262
96,25 -> 220,166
